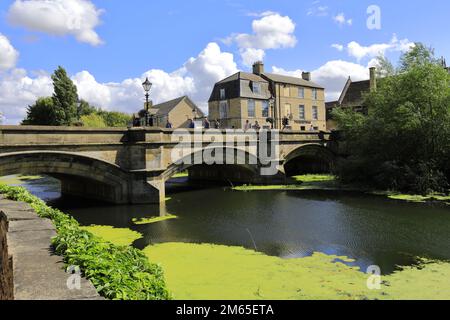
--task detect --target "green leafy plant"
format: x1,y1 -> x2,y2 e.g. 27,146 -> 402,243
0,184 -> 171,300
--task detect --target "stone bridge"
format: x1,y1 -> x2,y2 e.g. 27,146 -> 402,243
0,126 -> 337,204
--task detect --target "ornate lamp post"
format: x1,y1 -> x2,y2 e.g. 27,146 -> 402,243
142,77 -> 152,126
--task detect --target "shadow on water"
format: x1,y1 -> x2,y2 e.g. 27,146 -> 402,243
7,174 -> 450,275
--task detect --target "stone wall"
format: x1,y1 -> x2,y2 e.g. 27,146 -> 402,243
0,195 -> 13,299
0,196 -> 102,300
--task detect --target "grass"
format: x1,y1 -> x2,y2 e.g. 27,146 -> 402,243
233,174 -> 342,192
171,172 -> 189,179
132,214 -> 178,225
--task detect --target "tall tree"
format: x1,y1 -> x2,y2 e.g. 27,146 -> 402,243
399,43 -> 438,72
51,66 -> 79,125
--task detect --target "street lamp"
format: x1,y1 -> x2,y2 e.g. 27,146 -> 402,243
142,77 -> 152,126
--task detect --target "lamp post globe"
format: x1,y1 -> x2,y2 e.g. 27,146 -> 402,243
142,77 -> 153,126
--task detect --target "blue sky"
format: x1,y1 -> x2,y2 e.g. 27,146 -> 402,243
0,0 -> 449,123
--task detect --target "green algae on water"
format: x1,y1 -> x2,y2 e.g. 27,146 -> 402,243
80,225 -> 142,246
143,242 -> 450,300
132,214 -> 178,225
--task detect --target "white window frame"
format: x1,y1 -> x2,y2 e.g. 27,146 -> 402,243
252,82 -> 261,94
312,106 -> 318,120
220,88 -> 226,100
247,99 -> 256,118
298,87 -> 305,99
299,105 -> 305,120
262,100 -> 269,118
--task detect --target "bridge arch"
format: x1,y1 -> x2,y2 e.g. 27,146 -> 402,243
283,144 -> 335,176
0,151 -> 154,204
161,146 -> 280,184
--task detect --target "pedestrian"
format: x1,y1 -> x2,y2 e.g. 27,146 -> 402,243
204,118 -> 210,129
165,120 -> 173,129
214,119 -> 220,129
244,120 -> 251,131
253,121 -> 261,130
188,119 -> 195,129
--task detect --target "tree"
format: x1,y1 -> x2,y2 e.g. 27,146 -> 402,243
333,45 -> 450,194
51,66 -> 79,125
22,97 -> 58,125
399,43 -> 438,72
374,55 -> 396,77
97,110 -> 131,127
80,113 -> 107,128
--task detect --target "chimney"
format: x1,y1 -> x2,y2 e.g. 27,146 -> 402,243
302,72 -> 311,81
253,61 -> 264,75
369,67 -> 377,91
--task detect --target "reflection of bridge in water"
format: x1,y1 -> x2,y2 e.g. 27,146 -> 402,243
0,126 -> 338,204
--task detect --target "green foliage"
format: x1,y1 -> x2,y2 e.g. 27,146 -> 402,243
0,184 -> 171,300
80,113 -> 107,128
22,97 -> 58,125
333,45 -> 450,194
96,110 -> 131,127
51,66 -> 79,125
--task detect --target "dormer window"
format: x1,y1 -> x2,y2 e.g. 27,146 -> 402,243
252,82 -> 261,94
220,88 -> 226,100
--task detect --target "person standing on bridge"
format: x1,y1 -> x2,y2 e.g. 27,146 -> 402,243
165,120 -> 173,129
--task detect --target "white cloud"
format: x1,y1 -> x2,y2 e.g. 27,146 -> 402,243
240,48 -> 265,68
0,68 -> 53,123
0,42 -> 238,124
307,3 -> 329,17
7,0 -> 104,46
333,13 -> 352,26
225,13 -> 297,67
0,34 -> 19,70
347,34 -> 414,61
331,43 -> 344,52
272,60 -> 370,101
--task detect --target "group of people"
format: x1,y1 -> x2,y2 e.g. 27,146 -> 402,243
243,120 -> 261,130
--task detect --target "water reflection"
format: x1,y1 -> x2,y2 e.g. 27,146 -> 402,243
7,175 -> 450,275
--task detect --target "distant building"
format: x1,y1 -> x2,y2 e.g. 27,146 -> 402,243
135,96 -> 204,128
326,67 -> 377,130
208,61 -> 327,131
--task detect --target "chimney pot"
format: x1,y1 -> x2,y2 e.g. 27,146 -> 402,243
302,72 -> 311,81
253,61 -> 264,75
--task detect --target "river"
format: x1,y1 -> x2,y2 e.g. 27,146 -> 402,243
5,174 -> 450,276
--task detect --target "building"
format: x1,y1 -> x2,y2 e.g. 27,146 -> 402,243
326,67 -> 377,130
135,96 -> 204,128
208,61 -> 326,131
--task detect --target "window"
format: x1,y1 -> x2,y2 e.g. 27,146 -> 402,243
285,103 -> 291,117
300,126 -> 306,131
283,85 -> 290,97
248,99 -> 255,117
312,88 -> 318,100
262,100 -> 269,118
252,82 -> 261,94
219,101 -> 228,119
298,87 -> 305,99
312,106 -> 318,120
220,88 -> 226,100
299,105 -> 305,120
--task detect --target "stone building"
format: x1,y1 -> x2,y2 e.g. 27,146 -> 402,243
135,96 -> 204,128
208,61 -> 326,131
326,67 -> 377,130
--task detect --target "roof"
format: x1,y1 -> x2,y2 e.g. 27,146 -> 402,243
338,79 -> 370,106
217,72 -> 267,84
150,96 -> 204,117
262,72 -> 324,89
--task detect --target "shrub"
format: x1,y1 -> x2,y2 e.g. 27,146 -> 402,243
0,184 -> 171,300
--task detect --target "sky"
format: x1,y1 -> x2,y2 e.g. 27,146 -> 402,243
0,0 -> 449,124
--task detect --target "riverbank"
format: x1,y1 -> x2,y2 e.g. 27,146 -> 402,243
0,184 -> 171,300
233,175 -> 450,205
